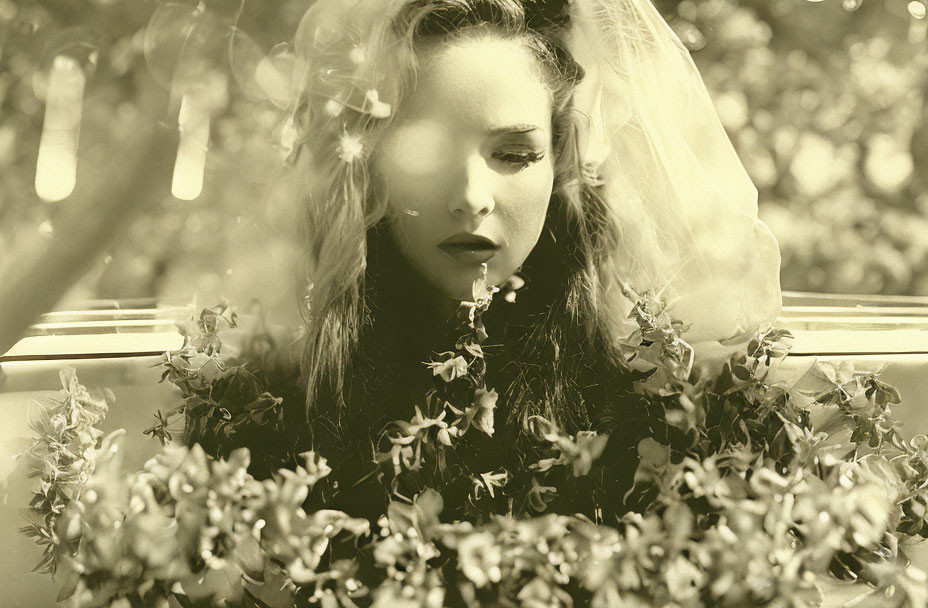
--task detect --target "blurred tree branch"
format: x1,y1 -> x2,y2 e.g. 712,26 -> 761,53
0,82 -> 176,355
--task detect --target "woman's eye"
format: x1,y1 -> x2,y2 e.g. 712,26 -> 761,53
493,150 -> 546,168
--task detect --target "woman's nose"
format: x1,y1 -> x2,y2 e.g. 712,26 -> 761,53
448,154 -> 495,221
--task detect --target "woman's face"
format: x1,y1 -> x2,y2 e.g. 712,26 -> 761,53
373,34 -> 555,301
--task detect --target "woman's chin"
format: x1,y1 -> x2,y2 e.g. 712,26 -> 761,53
435,281 -> 481,303
437,281 -> 478,303
416,257 -> 515,304
441,268 -> 511,300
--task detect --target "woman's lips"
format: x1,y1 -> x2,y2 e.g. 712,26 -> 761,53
438,242 -> 498,264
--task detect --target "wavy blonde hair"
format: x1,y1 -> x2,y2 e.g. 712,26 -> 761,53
293,0 -> 625,430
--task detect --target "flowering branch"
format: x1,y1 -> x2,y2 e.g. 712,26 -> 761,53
20,368 -> 110,581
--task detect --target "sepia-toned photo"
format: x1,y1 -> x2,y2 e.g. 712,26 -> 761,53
1,0 -> 927,605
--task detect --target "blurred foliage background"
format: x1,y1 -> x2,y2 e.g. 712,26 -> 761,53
2,0 -> 927,313
659,0 -> 928,296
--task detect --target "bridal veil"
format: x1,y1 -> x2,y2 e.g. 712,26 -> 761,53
565,0 -> 781,344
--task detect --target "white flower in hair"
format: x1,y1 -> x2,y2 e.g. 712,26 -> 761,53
324,98 -> 344,117
338,131 -> 364,163
363,89 -> 391,119
279,114 -> 298,159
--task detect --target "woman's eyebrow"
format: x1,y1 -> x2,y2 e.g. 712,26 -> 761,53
486,124 -> 547,136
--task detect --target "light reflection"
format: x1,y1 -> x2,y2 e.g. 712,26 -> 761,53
35,55 -> 85,202
909,0 -> 927,19
172,93 -> 210,201
380,119 -> 450,178
254,56 -> 290,105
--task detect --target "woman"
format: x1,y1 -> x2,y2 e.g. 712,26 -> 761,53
272,0 -> 780,521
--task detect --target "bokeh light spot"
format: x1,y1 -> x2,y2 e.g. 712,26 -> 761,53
380,119 -> 451,178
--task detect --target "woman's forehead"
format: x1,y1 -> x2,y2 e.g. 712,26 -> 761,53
402,35 -> 553,132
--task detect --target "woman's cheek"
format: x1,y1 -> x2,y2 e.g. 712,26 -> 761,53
507,170 -> 553,234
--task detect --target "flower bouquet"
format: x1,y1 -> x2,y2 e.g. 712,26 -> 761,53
21,273 -> 928,607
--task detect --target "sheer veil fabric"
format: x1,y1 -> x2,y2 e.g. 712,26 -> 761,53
567,0 -> 781,345
291,0 -> 782,346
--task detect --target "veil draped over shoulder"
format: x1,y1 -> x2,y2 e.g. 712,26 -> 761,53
287,0 -> 782,345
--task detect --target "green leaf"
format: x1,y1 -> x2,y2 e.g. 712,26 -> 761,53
55,566 -> 79,602
241,587 -> 275,608
172,592 -> 198,608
